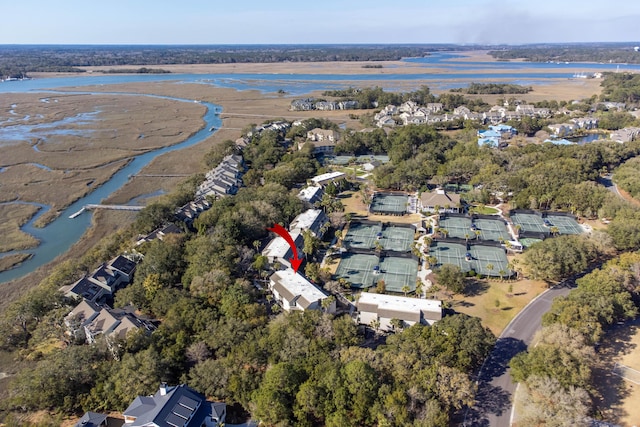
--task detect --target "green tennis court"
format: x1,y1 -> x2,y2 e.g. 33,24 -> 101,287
511,212 -> 546,234
431,241 -> 471,273
370,193 -> 408,215
469,245 -> 510,277
381,226 -> 414,252
335,253 -> 379,288
439,216 -> 473,240
379,257 -> 418,293
546,214 -> 583,235
344,222 -> 383,250
474,218 -> 511,242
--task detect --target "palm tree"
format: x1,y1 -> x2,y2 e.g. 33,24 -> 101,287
550,226 -> 560,237
440,229 -> 449,238
464,233 -> 471,243
474,230 -> 481,240
401,284 -> 410,297
498,269 -> 506,281
515,224 -> 522,237
486,263 -> 494,277
252,240 -> 261,253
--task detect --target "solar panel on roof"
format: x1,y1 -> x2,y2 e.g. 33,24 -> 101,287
173,403 -> 192,419
165,413 -> 186,427
178,395 -> 198,411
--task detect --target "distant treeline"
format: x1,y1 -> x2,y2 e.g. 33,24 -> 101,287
0,44 -> 445,75
489,44 -> 640,64
100,67 -> 171,74
450,82 -> 532,94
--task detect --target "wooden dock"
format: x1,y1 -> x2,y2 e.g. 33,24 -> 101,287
69,204 -> 144,219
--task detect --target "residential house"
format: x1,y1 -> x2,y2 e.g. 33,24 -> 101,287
123,383 -> 225,427
269,269 -> 335,313
74,412 -> 108,427
290,98 -> 315,111
84,305 -> 155,345
298,186 -> 324,205
419,189 -> 461,213
137,223 -> 183,246
426,103 -> 443,113
262,232 -> 305,269
610,127 -> 640,143
490,124 -> 517,138
398,100 -> 418,113
356,292 -> 442,331
307,128 -> 339,143
453,106 -> 471,116
515,104 -> 536,116
108,255 -> 137,284
571,117 -> 599,130
502,111 -> 522,121
310,171 -> 346,187
483,111 -> 503,125
338,100 -> 359,110
65,299 -> 101,333
289,209 -> 328,239
376,115 -> 396,128
547,123 -> 576,138
315,101 -> 338,111
62,257 -> 135,303
533,107 -> 551,117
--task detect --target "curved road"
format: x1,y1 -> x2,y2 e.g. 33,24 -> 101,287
464,283 -> 574,426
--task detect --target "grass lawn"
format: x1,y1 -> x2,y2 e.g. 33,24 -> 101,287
469,205 -> 500,215
434,278 -> 548,336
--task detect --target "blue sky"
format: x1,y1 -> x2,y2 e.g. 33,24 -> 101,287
2,0 -> 639,45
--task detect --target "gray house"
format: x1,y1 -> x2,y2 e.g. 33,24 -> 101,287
123,383 -> 225,427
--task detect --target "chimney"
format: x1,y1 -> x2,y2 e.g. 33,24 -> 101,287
160,382 -> 168,396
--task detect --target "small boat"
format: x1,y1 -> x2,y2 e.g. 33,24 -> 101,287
209,127 -> 215,131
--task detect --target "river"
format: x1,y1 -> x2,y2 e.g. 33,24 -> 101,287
0,95 -> 221,283
1,53 -> 638,283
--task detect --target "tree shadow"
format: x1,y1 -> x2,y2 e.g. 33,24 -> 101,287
463,279 -> 489,297
501,306 -> 513,311
463,382 -> 513,426
455,300 -> 476,308
479,337 -> 527,382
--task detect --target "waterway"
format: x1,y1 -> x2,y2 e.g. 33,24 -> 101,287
0,96 -> 221,283
1,53 -> 638,283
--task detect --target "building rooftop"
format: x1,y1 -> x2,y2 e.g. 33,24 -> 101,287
357,292 -> 442,320
289,209 -> 326,236
263,232 -> 303,261
311,171 -> 345,185
108,255 -> 137,277
270,269 -> 328,309
298,186 -> 324,204
123,384 -> 225,427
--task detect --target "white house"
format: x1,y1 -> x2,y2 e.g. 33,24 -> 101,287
310,171 -> 346,187
298,186 -> 324,205
356,292 -> 442,331
262,232 -> 304,269
289,209 -> 329,239
269,269 -> 335,313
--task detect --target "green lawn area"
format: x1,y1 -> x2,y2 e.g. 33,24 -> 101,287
469,205 -> 500,215
433,278 -> 548,336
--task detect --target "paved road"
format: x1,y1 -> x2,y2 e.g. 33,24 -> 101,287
464,284 -> 574,426
597,174 -> 622,198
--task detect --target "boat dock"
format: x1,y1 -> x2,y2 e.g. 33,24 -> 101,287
69,204 -> 144,219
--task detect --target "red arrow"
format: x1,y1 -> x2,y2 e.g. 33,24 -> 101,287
267,223 -> 304,273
